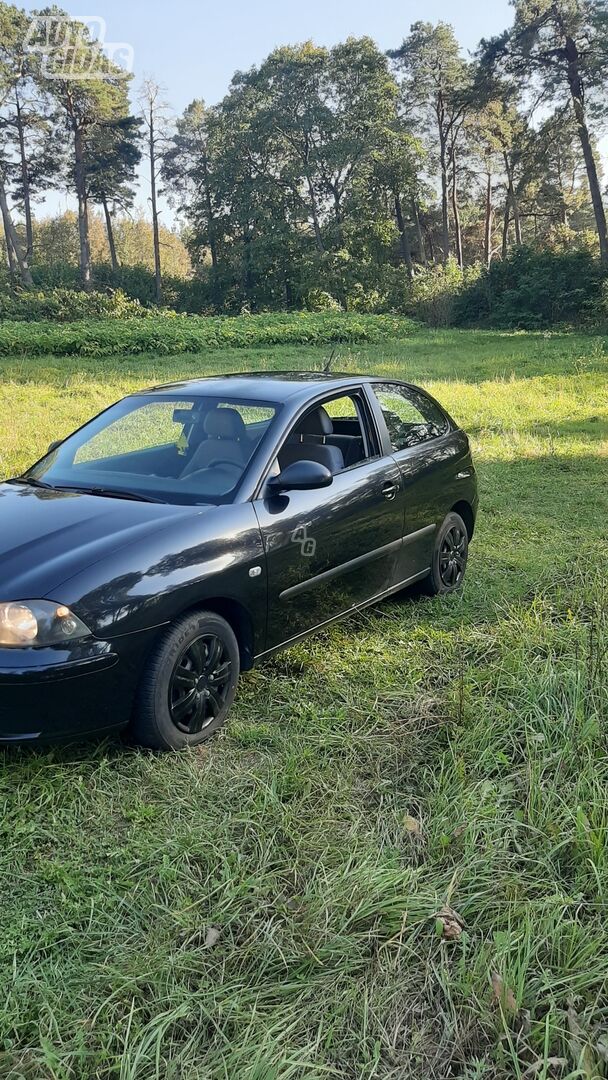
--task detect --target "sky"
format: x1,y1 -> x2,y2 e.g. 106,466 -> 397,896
19,0 -> 516,221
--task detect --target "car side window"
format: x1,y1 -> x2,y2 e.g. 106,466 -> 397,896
275,392 -> 378,477
372,384 -> 448,452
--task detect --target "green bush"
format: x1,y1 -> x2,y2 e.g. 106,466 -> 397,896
0,312 -> 417,358
454,247 -> 608,328
405,262 -> 480,328
0,264 -> 213,316
0,286 -> 152,323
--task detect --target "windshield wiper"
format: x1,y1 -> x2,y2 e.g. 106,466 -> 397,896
6,476 -> 55,491
55,485 -> 164,504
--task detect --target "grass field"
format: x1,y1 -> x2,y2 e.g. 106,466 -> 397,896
0,326 -> 607,1079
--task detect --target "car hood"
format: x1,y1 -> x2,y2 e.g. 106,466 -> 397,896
0,482 -> 208,598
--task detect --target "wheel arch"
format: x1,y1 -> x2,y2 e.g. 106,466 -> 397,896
174,596 -> 257,671
450,500 -> 475,540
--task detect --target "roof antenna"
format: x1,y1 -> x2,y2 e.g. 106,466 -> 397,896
324,347 -> 336,374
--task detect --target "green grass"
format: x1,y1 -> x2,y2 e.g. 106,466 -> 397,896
0,327 -> 607,1078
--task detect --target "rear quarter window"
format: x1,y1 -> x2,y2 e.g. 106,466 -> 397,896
372,384 -> 448,452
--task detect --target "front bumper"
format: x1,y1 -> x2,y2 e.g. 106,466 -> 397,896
0,638 -> 130,742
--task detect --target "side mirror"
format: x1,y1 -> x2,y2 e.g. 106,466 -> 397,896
47,440 -> 61,454
267,459 -> 333,493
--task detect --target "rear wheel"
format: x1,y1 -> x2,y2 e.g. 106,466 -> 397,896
132,610 -> 240,750
423,511 -> 469,596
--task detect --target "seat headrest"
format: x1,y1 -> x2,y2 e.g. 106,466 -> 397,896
204,408 -> 246,440
297,406 -> 333,436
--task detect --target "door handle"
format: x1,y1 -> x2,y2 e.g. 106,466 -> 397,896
382,481 -> 398,500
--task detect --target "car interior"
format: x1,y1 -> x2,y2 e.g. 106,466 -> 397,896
276,398 -> 370,477
48,398 -> 279,502
38,393 -> 375,503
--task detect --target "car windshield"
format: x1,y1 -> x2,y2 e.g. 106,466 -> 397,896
25,394 -> 280,505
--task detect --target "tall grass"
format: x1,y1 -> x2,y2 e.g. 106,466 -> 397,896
0,329 -> 606,1077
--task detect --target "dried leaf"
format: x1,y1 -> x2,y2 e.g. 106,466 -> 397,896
433,904 -> 465,941
204,926 -> 221,948
491,971 -> 518,1015
403,815 -> 421,836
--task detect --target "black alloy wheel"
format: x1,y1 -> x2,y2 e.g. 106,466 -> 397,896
438,522 -> 467,588
423,511 -> 469,596
169,634 -> 232,735
132,610 -> 240,750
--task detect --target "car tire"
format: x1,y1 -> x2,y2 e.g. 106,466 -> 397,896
132,610 -> 240,750
422,511 -> 469,596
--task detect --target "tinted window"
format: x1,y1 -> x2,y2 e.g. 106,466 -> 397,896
74,401 -> 193,464
28,395 -> 279,505
372,384 -> 448,452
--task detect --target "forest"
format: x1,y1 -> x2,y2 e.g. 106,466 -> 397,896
1,0 -> 608,326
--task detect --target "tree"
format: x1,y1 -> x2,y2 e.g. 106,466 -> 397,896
366,124 -> 424,278
390,22 -> 472,263
480,0 -> 608,262
86,112 -> 141,271
139,77 -> 171,303
162,99 -> 221,303
29,7 -> 134,286
0,1 -> 34,284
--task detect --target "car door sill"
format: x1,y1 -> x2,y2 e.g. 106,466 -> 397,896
255,567 -> 431,661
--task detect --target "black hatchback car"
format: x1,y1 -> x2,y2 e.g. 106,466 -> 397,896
0,372 -> 477,749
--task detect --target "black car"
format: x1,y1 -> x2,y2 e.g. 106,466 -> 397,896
0,372 -> 477,749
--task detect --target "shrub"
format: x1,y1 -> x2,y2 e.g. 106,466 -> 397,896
404,262 -> 479,328
0,312 -> 417,358
303,289 -> 343,313
0,286 -> 151,323
454,247 -> 608,329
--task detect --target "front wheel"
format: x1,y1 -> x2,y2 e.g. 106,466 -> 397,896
132,610 -> 240,750
423,512 -> 469,596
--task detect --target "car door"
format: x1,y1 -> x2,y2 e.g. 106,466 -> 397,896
367,382 -> 465,581
253,390 -> 404,652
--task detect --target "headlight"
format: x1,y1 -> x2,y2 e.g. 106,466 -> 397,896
0,600 -> 92,647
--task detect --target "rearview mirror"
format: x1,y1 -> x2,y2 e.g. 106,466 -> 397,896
267,459 -> 333,493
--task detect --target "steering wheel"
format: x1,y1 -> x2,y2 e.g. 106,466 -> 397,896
207,459 -> 242,472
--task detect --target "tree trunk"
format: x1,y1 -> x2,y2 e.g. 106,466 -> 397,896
201,154 -> 220,308
484,169 -> 493,268
148,106 -> 163,304
439,126 -> 450,262
564,34 -> 608,262
504,154 -> 522,246
73,123 -> 92,288
0,168 -> 33,287
101,194 -> 120,272
1,201 -> 17,276
502,192 -> 510,260
242,228 -> 254,308
450,148 -> 463,268
15,92 -> 34,265
331,185 -> 344,248
425,223 -> 435,262
394,193 -> 413,280
306,175 -> 324,253
411,199 -> 427,265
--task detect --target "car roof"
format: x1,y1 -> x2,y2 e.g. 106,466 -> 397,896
137,371 -> 407,404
